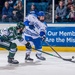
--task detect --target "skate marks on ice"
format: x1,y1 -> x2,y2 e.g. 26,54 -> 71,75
0,60 -> 42,70
0,64 -> 19,70
0,52 -> 75,71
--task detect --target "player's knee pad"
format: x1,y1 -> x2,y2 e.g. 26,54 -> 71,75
9,48 -> 17,54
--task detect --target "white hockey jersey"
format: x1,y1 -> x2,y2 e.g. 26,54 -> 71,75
23,14 -> 47,39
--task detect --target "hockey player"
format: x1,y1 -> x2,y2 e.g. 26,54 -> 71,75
0,22 -> 25,64
23,11 -> 47,61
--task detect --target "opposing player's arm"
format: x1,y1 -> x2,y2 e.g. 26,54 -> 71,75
0,28 -> 10,41
1,28 -> 9,36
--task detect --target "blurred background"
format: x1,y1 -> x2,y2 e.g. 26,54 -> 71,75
0,0 -> 75,23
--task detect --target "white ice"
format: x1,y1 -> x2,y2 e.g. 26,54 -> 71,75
0,51 -> 75,75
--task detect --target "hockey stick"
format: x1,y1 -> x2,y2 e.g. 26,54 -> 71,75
32,48 -> 63,59
44,41 -> 72,61
32,48 -> 75,62
33,29 -> 72,61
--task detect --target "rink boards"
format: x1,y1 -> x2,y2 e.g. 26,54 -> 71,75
0,23 -> 75,52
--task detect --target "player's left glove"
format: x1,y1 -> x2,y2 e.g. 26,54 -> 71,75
41,35 -> 46,41
40,31 -> 46,41
17,35 -> 22,40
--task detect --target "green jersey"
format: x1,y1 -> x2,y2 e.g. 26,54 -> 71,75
0,27 -> 22,41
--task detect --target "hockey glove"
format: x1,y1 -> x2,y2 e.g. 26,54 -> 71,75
40,31 -> 46,41
41,35 -> 46,41
16,35 -> 22,40
29,22 -> 35,29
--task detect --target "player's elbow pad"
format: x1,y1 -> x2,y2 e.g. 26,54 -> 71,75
40,31 -> 45,36
24,20 -> 29,26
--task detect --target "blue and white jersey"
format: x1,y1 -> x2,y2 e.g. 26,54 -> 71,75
23,14 -> 47,39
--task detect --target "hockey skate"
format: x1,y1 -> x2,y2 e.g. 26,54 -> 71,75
25,54 -> 33,62
8,56 -> 19,64
36,54 -> 46,60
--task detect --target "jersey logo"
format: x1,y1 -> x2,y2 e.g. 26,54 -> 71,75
34,22 -> 40,29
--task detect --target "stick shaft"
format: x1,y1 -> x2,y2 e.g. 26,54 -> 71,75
32,48 -> 61,59
33,29 -> 63,58
45,41 -> 63,58
33,29 -> 72,61
32,48 -> 72,62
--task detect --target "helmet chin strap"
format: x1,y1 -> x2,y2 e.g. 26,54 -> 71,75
38,17 -> 45,22
39,18 -> 45,22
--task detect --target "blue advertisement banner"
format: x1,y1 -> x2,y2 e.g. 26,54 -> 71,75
43,27 -> 75,47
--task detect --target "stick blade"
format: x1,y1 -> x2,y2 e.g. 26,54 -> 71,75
63,58 -> 72,61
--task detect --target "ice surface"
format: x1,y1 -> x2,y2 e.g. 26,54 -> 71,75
0,51 -> 75,75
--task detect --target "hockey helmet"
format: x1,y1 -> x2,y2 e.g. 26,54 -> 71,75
17,22 -> 25,29
38,11 -> 45,16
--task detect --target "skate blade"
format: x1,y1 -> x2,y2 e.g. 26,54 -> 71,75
25,60 -> 34,63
